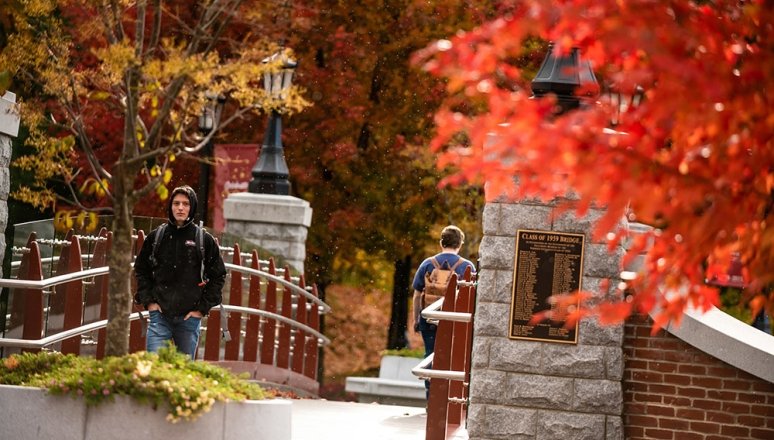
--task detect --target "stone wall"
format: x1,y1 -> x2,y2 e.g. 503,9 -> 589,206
466,199 -> 774,439
0,133 -> 10,277
467,200 -> 625,440
0,91 -> 20,278
223,192 -> 312,273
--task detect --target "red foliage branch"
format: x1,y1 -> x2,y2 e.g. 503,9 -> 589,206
414,0 -> 773,330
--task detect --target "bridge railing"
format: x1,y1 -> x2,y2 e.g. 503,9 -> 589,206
0,227 -> 330,396
412,266 -> 477,440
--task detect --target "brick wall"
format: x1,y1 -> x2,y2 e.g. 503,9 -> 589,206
624,314 -> 774,439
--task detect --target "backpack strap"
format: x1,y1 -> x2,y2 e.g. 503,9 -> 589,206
430,256 -> 441,269
450,258 -> 464,272
149,223 -> 168,268
197,222 -> 207,284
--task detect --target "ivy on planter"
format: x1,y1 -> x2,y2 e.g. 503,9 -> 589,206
0,347 -> 265,423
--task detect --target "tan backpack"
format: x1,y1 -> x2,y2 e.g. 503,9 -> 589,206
422,257 -> 464,308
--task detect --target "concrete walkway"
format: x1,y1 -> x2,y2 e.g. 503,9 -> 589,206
290,399 -> 468,440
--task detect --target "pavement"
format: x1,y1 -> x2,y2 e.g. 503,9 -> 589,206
290,399 -> 469,440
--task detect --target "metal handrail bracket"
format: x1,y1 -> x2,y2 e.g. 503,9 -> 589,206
411,353 -> 465,381
410,299 -> 472,381
421,298 -> 472,324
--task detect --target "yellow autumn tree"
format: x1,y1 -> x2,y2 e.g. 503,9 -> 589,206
1,0 -> 308,355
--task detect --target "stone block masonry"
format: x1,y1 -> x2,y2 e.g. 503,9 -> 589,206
468,200 -> 774,439
223,192 -> 312,273
0,91 -> 20,279
468,201 -> 625,440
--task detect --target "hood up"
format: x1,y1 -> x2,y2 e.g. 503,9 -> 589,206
167,185 -> 198,227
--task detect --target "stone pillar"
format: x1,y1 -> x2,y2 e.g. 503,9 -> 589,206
467,199 -> 626,440
223,192 -> 312,273
0,91 -> 20,278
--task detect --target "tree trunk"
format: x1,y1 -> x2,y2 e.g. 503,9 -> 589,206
386,255 -> 411,349
104,165 -> 135,356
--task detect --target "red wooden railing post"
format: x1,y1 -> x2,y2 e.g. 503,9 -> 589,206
260,259 -> 279,365
46,230 -> 73,343
129,230 -> 147,353
448,266 -> 474,424
291,275 -> 308,374
60,234 -> 84,355
462,271 -> 477,421
276,266 -> 293,369
86,228 -> 109,359
426,274 -> 458,440
243,250 -> 262,362
224,243 -> 243,360
203,239 -> 225,361
20,235 -> 43,353
303,284 -> 321,380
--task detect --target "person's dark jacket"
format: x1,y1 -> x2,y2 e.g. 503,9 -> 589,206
134,187 -> 226,317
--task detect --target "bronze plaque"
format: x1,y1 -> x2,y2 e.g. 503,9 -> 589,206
509,229 -> 585,344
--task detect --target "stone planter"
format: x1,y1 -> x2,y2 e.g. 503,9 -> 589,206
0,384 -> 291,440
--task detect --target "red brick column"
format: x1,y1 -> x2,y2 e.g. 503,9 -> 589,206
624,314 -> 774,439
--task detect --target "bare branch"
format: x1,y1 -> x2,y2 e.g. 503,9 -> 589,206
181,105 -> 258,153
201,0 -> 245,54
142,76 -> 187,158
131,167 -> 167,205
147,0 -> 162,58
109,0 -> 126,41
135,0 -> 147,58
96,1 -> 119,45
60,178 -> 113,214
58,94 -> 113,188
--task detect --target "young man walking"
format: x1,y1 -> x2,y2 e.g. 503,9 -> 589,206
134,185 -> 226,359
412,225 -> 475,397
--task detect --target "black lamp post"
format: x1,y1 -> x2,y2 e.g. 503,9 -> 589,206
198,93 -> 226,226
248,52 -> 298,195
531,44 -> 598,114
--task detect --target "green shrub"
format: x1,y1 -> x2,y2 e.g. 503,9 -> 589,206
381,347 -> 425,359
0,347 -> 265,423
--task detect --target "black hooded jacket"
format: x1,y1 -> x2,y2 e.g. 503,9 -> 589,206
134,186 -> 226,317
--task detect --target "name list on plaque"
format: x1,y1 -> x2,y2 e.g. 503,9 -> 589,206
509,229 -> 585,344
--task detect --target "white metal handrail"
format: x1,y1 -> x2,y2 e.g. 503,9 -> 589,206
410,298 -> 473,381
412,353 -> 465,381
0,267 -> 109,290
220,304 -> 330,345
0,263 -> 329,314
0,303 -> 330,350
224,263 -> 330,313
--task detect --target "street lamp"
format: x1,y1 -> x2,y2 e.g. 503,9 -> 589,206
198,93 -> 226,226
531,44 -> 598,114
248,52 -> 298,195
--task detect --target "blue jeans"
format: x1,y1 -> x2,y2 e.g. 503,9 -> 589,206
146,310 -> 201,359
419,317 -> 437,399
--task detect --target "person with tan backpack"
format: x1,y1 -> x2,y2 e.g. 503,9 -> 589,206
411,225 -> 475,398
